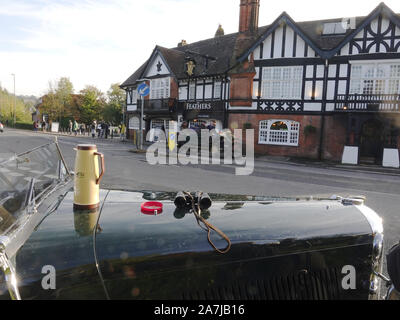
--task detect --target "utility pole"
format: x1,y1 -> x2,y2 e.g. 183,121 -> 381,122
11,74 -> 16,127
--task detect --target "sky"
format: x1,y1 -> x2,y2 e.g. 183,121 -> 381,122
0,0 -> 399,97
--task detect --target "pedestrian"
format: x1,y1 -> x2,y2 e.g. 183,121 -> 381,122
120,123 -> 126,140
42,120 -> 46,132
105,123 -> 109,139
207,121 -> 216,131
80,123 -> 85,136
91,122 -> 96,138
73,120 -> 79,136
69,120 -> 73,135
100,122 -> 105,138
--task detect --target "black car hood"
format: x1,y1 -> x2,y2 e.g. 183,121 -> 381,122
94,190 -> 377,300
9,188 -> 377,300
95,190 -> 374,260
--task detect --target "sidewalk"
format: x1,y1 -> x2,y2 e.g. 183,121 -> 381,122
131,139 -> 400,176
254,154 -> 400,176
27,128 -> 133,145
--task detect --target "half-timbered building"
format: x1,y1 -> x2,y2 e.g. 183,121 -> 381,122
229,1 -> 400,165
121,0 -> 400,166
120,36 -> 234,142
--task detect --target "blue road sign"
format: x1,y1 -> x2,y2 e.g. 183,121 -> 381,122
138,83 -> 150,97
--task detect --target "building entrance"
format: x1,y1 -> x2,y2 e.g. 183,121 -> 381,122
359,119 -> 384,164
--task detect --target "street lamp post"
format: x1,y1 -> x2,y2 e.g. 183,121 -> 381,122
11,74 -> 16,127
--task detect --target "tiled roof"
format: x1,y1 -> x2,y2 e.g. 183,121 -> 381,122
121,3 -> 400,87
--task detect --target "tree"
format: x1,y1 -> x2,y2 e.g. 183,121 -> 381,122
40,77 -> 74,123
40,82 -> 59,122
103,83 -> 125,125
56,77 -> 74,120
0,85 -> 32,123
79,85 -> 105,124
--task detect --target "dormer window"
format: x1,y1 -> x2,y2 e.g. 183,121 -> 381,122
322,22 -> 347,35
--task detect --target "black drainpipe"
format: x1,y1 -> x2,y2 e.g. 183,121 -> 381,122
319,59 -> 329,161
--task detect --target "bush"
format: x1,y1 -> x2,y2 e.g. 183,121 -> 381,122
243,122 -> 252,130
304,125 -> 317,135
15,122 -> 34,130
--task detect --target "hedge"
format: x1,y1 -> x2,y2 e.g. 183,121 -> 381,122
14,122 -> 35,130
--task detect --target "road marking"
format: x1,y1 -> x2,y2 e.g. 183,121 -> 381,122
7,172 -> 24,177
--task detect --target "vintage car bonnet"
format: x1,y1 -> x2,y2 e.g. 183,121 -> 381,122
9,186 -> 381,300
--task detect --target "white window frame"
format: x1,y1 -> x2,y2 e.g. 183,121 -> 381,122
322,22 -> 346,35
189,82 -> 196,100
150,77 -> 170,99
214,82 -> 222,99
178,84 -> 188,100
151,119 -> 166,129
129,116 -> 139,130
258,119 -> 300,146
132,90 -> 138,104
261,66 -> 303,99
127,88 -> 138,105
350,61 -> 400,95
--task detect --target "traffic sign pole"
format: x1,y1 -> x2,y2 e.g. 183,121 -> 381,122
140,95 -> 144,150
137,82 -> 150,151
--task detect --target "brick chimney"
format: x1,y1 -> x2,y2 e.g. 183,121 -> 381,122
239,0 -> 260,34
229,0 -> 260,107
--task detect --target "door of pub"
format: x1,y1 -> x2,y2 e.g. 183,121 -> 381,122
359,119 -> 384,164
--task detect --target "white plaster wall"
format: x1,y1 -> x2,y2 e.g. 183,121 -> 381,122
144,53 -> 170,77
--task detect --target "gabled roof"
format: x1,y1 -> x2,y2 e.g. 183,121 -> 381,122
120,60 -> 149,88
325,2 -> 400,57
121,2 -> 400,88
121,33 -> 240,87
121,45 -> 186,88
239,2 -> 400,60
238,12 -> 327,62
173,32 -> 239,78
296,17 -> 366,51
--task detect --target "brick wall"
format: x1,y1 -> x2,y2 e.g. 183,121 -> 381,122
322,114 -> 347,161
170,78 -> 178,99
228,113 -> 323,159
228,113 -> 352,161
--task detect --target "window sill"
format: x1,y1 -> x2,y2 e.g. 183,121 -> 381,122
258,142 -> 299,147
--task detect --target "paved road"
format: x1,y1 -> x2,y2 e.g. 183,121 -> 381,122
1,128 -> 400,290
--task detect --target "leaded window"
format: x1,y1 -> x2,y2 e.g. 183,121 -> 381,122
150,78 -> 170,99
129,116 -> 139,130
214,82 -> 222,99
259,120 -> 300,146
261,66 -> 303,99
189,83 -> 196,100
350,63 -> 400,95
